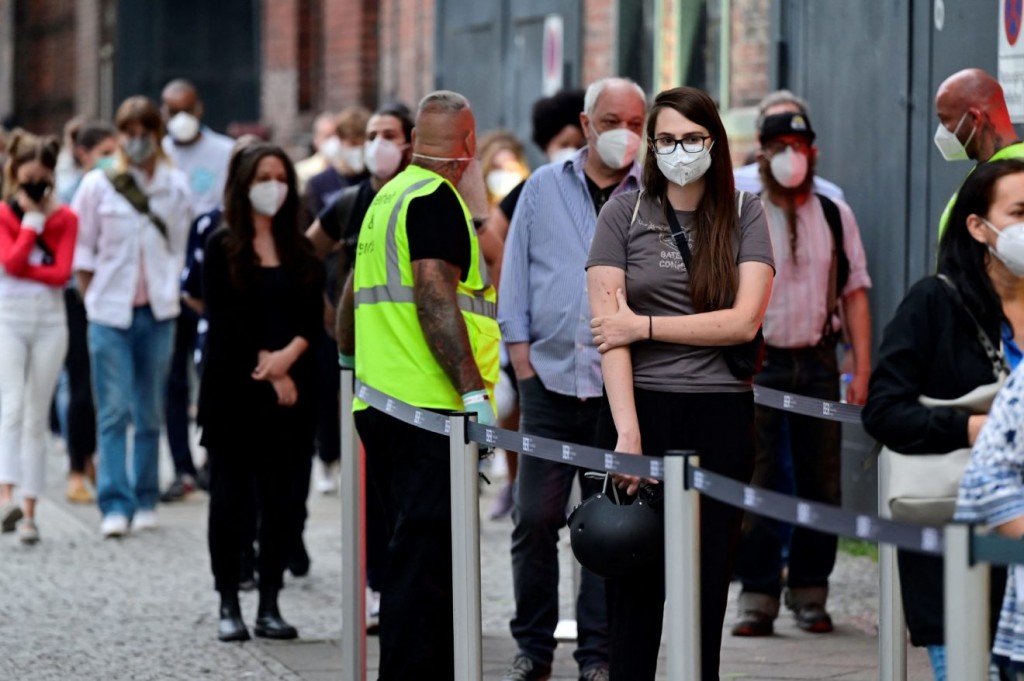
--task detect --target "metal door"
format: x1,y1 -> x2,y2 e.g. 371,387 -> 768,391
114,0 -> 260,133
436,0 -> 581,168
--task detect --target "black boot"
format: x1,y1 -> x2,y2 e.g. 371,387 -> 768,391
254,590 -> 298,640
218,592 -> 250,642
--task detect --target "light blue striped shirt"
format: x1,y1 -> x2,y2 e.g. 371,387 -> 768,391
498,147 -> 642,399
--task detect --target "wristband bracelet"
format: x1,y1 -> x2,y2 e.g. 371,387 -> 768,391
648,315 -> 653,340
461,390 -> 489,405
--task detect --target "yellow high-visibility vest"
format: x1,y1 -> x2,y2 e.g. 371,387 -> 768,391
353,164 -> 499,412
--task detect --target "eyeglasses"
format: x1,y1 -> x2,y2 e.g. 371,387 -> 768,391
650,134 -> 712,155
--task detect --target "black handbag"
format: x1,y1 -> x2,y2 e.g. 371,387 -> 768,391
664,191 -> 764,380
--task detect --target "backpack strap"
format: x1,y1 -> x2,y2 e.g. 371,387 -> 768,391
104,168 -> 169,242
817,193 -> 848,345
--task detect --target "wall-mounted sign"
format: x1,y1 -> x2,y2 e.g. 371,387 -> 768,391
542,14 -> 563,96
1000,0 -> 1024,122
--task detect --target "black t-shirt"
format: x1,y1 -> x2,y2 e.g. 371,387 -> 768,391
318,178 -> 377,245
498,179 -> 526,221
584,173 -> 617,214
406,182 -> 471,282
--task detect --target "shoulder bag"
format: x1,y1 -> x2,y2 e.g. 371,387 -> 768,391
881,274 -> 1010,525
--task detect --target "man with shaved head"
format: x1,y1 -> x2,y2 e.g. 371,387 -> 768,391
348,90 -> 499,677
935,68 -> 1024,234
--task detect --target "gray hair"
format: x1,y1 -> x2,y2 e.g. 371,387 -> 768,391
418,90 -> 471,117
583,78 -> 646,118
756,90 -> 810,130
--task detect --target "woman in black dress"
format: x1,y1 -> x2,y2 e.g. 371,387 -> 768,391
199,143 -> 323,642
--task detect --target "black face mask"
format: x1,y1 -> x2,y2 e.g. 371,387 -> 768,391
21,181 -> 51,203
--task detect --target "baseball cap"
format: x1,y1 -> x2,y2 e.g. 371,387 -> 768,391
759,112 -> 816,144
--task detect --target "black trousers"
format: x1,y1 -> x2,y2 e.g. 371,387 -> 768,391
207,437 -> 302,594
354,406 -> 455,681
64,288 -> 95,472
594,389 -> 755,681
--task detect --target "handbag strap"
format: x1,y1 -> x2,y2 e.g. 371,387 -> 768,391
664,191 -> 746,275
936,274 -> 1011,378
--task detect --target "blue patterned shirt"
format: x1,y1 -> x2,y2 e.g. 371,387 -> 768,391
497,147 -> 641,399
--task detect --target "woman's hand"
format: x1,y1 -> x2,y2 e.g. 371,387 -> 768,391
252,350 -> 291,381
591,288 -> 645,353
270,374 -> 298,407
16,188 -> 56,218
610,432 -> 658,496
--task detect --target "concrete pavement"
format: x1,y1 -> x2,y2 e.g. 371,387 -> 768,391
0,441 -> 934,680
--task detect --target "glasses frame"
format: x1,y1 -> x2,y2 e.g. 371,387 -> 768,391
649,134 -> 713,155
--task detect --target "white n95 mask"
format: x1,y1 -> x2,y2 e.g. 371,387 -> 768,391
769,147 -> 809,188
364,138 -> 403,179
982,218 -> 1024,277
249,180 -> 289,217
934,112 -> 976,162
656,144 -> 713,187
593,127 -> 640,170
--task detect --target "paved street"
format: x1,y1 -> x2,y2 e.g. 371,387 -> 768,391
0,442 -> 934,680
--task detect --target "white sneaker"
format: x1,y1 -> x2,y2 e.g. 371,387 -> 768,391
131,510 -> 158,532
315,459 -> 339,495
100,514 -> 129,538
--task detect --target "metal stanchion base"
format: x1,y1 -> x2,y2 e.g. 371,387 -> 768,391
554,618 -> 577,641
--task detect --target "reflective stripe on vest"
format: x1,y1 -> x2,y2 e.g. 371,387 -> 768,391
354,178 -> 496,319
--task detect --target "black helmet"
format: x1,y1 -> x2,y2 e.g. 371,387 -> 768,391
567,474 -> 663,578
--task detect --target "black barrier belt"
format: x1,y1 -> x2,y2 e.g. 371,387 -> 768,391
972,532 -> 1024,567
687,465 -> 945,556
354,380 -> 664,479
354,378 -> 944,554
753,385 -> 862,424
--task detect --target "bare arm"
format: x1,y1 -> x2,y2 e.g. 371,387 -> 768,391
589,265 -> 650,494
305,219 -> 337,259
590,261 -> 774,352
336,269 -> 355,355
506,342 -> 535,381
477,220 -> 504,291
412,258 -> 485,395
75,270 -> 94,295
841,287 -> 872,405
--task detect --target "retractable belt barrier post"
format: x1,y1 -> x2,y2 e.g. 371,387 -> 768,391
664,451 -> 701,681
877,449 -> 907,681
339,368 -> 366,681
449,412 -> 483,681
944,524 -> 990,680
349,378 -> 1008,680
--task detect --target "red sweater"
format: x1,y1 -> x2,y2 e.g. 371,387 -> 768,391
0,201 -> 78,287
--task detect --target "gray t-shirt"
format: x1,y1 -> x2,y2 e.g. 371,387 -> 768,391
586,190 -> 774,393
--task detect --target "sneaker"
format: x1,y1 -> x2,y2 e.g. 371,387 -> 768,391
159,475 -> 196,503
195,462 -> 211,492
366,588 -> 381,634
100,514 -> 129,538
0,503 -> 23,533
579,667 -> 610,681
731,609 -> 774,637
18,521 -> 39,545
488,481 -> 515,520
131,510 -> 158,532
314,459 -> 339,495
500,654 -> 551,681
793,603 -> 833,633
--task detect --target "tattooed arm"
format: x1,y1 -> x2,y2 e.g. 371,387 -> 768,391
336,269 -> 356,356
411,258 -> 485,395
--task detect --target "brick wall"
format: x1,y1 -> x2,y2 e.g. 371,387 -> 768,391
323,0 -> 379,111
582,0 -> 616,85
729,0 -> 771,108
262,0 -> 302,149
12,0 -> 78,135
74,0 -> 100,119
377,0 -> 435,110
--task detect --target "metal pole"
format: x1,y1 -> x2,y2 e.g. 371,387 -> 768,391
877,449 -> 906,681
449,413 -> 482,680
339,368 -> 366,681
944,524 -> 989,681
664,450 -> 700,681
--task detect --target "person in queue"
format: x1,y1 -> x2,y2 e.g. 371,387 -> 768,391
343,90 -> 498,678
71,96 -> 192,538
863,159 -> 1023,680
586,85 -> 774,679
498,76 -> 648,681
0,130 -> 78,543
199,142 -> 323,642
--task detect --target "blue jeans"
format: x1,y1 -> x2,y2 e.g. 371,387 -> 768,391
509,376 -> 607,672
89,308 -> 175,518
926,645 -> 946,681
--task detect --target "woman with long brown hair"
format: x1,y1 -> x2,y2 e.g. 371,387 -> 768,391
585,86 -> 774,679
199,142 -> 323,642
